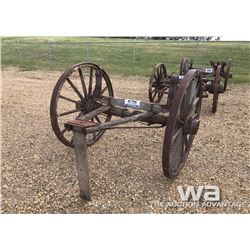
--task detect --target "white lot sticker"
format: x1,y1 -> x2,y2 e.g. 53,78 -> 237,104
205,68 -> 213,73
124,99 -> 141,109
179,75 -> 184,79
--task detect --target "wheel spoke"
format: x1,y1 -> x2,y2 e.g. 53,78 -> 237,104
101,86 -> 108,95
192,96 -> 200,108
170,129 -> 184,172
176,116 -> 184,125
78,67 -> 88,98
152,91 -> 157,100
159,79 -> 166,84
186,96 -> 200,115
158,93 -> 163,102
154,74 -> 159,81
159,71 -> 163,79
159,67 -> 164,78
57,107 -> 84,117
190,79 -> 198,101
66,78 -> 86,103
94,116 -> 101,124
59,95 -> 79,104
184,135 -> 189,150
89,67 -> 93,96
157,66 -> 161,77
172,126 -> 183,142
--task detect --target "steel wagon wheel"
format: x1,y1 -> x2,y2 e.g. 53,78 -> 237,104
148,63 -> 168,104
50,62 -> 113,148
162,69 -> 203,179
212,65 -> 222,113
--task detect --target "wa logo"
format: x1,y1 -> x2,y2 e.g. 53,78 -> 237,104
177,186 -> 220,202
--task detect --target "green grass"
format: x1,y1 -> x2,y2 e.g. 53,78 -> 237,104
1,37 -> 249,83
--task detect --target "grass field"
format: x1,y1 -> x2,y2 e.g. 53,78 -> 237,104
1,37 -> 249,83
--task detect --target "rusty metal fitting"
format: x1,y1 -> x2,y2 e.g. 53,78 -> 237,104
183,117 -> 200,135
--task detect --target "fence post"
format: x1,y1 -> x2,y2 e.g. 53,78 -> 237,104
48,40 -> 52,69
86,42 -> 89,61
17,39 -> 22,68
82,42 -> 85,62
194,39 -> 200,65
132,41 -> 136,77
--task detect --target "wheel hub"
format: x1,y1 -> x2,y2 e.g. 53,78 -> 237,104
183,115 -> 200,135
76,100 -> 95,113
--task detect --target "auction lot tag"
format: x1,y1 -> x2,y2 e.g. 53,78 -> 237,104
205,68 -> 213,73
124,99 -> 141,109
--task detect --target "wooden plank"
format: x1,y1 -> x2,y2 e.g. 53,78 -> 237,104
96,96 -> 169,113
85,112 -> 153,133
72,127 -> 91,201
66,119 -> 97,129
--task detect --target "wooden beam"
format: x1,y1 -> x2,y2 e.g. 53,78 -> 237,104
96,96 -> 169,113
72,127 -> 91,201
85,112 -> 153,133
102,105 -> 168,125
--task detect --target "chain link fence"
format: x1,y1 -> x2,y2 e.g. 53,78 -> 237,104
1,39 -> 249,82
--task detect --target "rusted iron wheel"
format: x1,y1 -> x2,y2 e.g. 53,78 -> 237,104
162,69 -> 203,179
148,63 -> 168,104
50,62 -> 113,148
223,60 -> 232,91
179,58 -> 193,75
212,65 -> 222,113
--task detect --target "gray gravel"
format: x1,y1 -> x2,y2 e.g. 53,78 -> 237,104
1,68 -> 250,213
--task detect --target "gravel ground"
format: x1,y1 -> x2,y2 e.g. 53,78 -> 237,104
1,68 -> 250,213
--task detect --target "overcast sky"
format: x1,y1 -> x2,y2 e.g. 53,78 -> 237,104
0,1 -> 249,42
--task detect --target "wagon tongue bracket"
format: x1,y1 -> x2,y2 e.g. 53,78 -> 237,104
64,119 -> 98,131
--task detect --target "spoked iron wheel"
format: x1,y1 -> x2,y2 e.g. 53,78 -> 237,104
149,63 -> 169,104
223,60 -> 232,91
162,69 -> 203,179
50,62 -> 114,148
212,65 -> 222,113
179,58 -> 193,75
